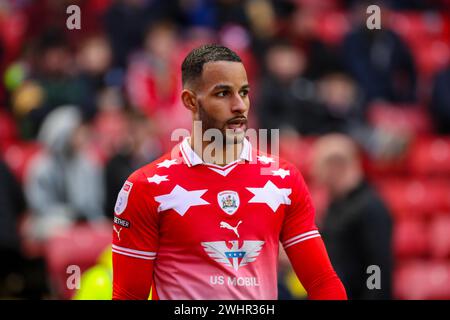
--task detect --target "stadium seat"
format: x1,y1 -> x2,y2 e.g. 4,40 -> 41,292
0,109 -> 19,153
429,214 -> 450,259
3,142 -> 42,183
44,222 -> 112,299
394,218 -> 429,259
408,136 -> 450,177
395,261 -> 450,300
314,11 -> 350,45
367,103 -> 433,135
279,135 -> 316,178
375,178 -> 450,218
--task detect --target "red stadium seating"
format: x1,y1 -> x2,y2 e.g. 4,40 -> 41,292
367,103 -> 433,135
389,12 -> 450,79
395,261 -> 450,299
376,178 -> 450,219
429,214 -> 450,259
0,109 -> 19,153
279,135 -> 317,179
394,218 -> 429,259
2,141 -> 42,183
314,11 -> 350,45
408,136 -> 450,177
44,222 -> 112,299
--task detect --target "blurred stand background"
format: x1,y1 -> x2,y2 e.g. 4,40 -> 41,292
0,0 -> 449,299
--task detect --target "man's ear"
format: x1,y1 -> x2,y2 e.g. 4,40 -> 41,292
181,89 -> 197,113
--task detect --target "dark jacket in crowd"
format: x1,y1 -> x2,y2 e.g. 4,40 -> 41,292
0,160 -> 25,252
321,180 -> 393,299
342,27 -> 417,104
430,66 -> 450,134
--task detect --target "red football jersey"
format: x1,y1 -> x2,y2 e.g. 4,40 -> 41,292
112,137 -> 320,299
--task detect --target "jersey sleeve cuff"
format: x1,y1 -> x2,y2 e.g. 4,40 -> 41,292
112,244 -> 157,260
282,230 -> 321,249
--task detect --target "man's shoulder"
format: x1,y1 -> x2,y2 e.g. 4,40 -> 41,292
251,147 -> 301,174
127,149 -> 183,185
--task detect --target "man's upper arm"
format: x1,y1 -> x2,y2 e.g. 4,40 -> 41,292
112,171 -> 159,300
280,165 -> 320,249
280,164 -> 347,299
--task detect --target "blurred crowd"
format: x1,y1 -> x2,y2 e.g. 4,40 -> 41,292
0,0 -> 449,299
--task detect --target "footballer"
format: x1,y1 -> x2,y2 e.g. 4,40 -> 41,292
112,44 -> 347,300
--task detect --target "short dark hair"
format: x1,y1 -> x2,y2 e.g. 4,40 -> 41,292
181,44 -> 242,87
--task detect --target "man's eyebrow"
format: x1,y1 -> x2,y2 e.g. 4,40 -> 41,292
211,84 -> 251,91
212,84 -> 232,91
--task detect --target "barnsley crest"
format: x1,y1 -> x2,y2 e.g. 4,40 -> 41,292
201,240 -> 264,271
217,191 -> 240,215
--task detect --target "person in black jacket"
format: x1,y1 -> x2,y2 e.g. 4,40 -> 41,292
0,159 -> 49,298
313,134 -> 393,299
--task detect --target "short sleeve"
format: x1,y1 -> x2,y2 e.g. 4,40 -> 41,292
112,170 -> 159,261
280,165 -> 320,250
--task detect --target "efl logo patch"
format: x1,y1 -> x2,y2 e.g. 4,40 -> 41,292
217,190 -> 240,215
114,181 -> 133,215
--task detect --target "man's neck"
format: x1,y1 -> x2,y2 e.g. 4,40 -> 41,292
190,135 -> 243,167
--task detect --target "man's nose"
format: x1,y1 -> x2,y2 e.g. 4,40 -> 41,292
230,93 -> 248,113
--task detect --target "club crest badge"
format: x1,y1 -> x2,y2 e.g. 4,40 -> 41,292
217,190 -> 240,215
114,181 -> 133,215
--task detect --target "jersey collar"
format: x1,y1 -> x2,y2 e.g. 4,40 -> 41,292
180,136 -> 253,168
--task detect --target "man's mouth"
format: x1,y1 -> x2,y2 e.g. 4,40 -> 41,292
226,118 -> 247,132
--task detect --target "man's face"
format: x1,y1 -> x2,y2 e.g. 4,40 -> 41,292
193,61 -> 250,144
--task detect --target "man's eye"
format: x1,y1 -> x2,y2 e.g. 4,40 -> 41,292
216,91 -> 228,97
240,90 -> 249,97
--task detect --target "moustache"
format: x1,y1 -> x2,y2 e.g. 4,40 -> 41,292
226,117 -> 248,125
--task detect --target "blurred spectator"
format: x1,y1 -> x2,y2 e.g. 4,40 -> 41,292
126,20 -> 181,117
342,2 -> 417,104
430,65 -> 450,134
313,134 -> 393,299
0,159 -> 49,298
75,35 -> 114,121
24,106 -> 106,241
256,41 -> 322,135
104,0 -> 181,69
105,110 -> 162,217
287,6 -> 343,80
16,30 -> 88,137
0,158 -> 25,261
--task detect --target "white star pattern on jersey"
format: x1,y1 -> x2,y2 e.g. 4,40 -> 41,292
247,180 -> 292,212
257,155 -> 275,164
272,168 -> 290,179
157,159 -> 178,168
154,185 -> 209,216
147,174 -> 169,184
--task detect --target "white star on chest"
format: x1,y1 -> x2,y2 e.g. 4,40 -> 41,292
147,174 -> 169,185
154,185 -> 209,216
257,155 -> 275,164
246,180 -> 292,212
157,159 -> 178,168
272,168 -> 290,179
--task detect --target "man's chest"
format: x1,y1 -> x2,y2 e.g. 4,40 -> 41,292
150,166 -> 292,246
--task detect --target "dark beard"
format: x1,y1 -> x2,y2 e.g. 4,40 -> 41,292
198,101 -> 227,144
